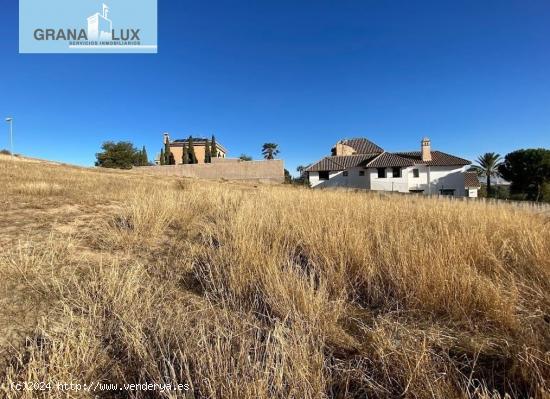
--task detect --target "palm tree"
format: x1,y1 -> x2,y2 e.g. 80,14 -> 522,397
262,143 -> 279,160
471,152 -> 503,197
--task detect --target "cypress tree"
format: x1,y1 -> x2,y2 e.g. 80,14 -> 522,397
141,146 -> 148,165
182,146 -> 190,164
136,149 -> 143,166
169,152 -> 175,165
160,148 -> 165,165
204,139 -> 211,163
164,140 -> 171,165
210,135 -> 218,159
187,136 -> 197,164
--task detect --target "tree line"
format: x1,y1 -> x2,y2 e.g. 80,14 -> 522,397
96,140 -> 282,169
160,135 -> 220,165
95,142 -> 149,169
95,140 -> 549,201
471,148 -> 550,202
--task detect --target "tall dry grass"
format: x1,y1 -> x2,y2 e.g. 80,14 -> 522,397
0,158 -> 549,398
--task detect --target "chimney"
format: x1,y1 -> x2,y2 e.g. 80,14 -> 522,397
163,132 -> 170,145
421,137 -> 432,162
333,141 -> 356,156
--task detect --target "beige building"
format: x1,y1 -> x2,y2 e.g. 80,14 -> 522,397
157,133 -> 228,165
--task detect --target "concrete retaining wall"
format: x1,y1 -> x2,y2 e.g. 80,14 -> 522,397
134,159 -> 284,183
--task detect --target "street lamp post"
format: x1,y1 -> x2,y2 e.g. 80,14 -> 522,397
5,117 -> 13,160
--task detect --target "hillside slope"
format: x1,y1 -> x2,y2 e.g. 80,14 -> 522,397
0,158 -> 548,398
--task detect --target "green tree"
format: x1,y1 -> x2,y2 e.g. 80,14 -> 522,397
95,141 -> 141,169
470,153 -> 503,198
499,148 -> 550,202
168,152 -> 175,165
182,146 -> 190,164
141,146 -> 148,166
164,140 -> 171,165
204,139 -> 211,163
295,165 -> 310,185
239,154 -> 253,161
187,136 -> 198,164
160,148 -> 165,165
284,169 -> 292,184
210,135 -> 218,159
262,143 -> 279,160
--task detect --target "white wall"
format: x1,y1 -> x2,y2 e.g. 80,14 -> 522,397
309,167 -> 371,188
369,165 -> 469,197
369,167 -> 411,193
311,165 -> 470,197
428,166 -> 468,196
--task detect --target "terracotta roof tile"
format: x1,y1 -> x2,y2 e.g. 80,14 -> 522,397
305,154 -> 378,172
366,152 -> 415,168
307,139 -> 471,173
339,138 -> 384,154
464,172 -> 481,188
395,151 -> 471,167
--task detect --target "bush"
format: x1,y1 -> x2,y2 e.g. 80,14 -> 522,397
95,141 -> 143,169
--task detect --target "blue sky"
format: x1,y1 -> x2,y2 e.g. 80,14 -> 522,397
1,0 -> 549,174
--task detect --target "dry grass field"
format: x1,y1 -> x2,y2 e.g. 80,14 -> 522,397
0,156 -> 549,398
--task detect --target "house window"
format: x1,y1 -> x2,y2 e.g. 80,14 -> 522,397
377,168 -> 386,178
343,171 -> 349,177
392,167 -> 402,178
318,171 -> 329,180
413,169 -> 419,178
359,170 -> 365,176
439,189 -> 455,196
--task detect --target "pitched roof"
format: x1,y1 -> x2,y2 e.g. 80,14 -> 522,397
305,154 -> 378,172
366,152 -> 415,168
307,138 -> 471,173
338,138 -> 384,154
305,157 -> 345,172
464,172 -> 481,188
394,151 -> 471,167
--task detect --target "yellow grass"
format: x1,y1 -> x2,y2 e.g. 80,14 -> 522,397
0,158 -> 548,398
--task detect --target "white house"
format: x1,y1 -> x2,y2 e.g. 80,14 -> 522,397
306,137 -> 480,198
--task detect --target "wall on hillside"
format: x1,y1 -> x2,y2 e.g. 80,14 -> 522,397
134,159 -> 284,183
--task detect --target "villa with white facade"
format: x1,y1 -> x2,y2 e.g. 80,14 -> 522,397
306,137 -> 480,197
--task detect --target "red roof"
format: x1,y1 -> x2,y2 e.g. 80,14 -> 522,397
307,138 -> 471,172
366,152 -> 414,168
394,151 -> 471,167
337,138 -> 384,154
305,154 -> 379,172
464,172 -> 481,188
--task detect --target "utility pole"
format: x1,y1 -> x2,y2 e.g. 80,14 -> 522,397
5,117 -> 13,160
